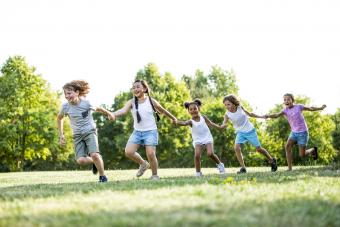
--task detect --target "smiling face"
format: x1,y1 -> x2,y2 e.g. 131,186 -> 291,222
223,100 -> 237,112
283,95 -> 294,108
64,88 -> 79,104
188,103 -> 200,118
132,81 -> 146,98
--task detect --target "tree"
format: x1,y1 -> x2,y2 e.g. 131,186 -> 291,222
331,109 -> 340,161
0,56 -> 72,171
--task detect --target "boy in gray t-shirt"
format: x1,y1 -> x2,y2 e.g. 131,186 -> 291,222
57,80 -> 115,182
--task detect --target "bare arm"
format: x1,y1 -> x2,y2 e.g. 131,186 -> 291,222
176,120 -> 192,127
220,114 -> 229,129
112,99 -> 133,118
203,115 -> 222,130
264,111 -> 284,119
57,114 -> 66,145
151,98 -> 177,124
303,104 -> 327,112
241,106 -> 265,118
96,107 -> 115,121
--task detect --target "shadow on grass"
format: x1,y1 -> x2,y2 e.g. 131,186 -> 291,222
1,196 -> 339,227
1,166 -> 339,201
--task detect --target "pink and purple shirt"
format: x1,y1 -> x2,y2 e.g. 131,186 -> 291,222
283,104 -> 308,133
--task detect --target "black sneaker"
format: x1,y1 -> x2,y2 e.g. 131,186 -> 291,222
237,167 -> 247,174
312,147 -> 318,160
92,164 -> 98,175
271,158 -> 278,172
99,175 -> 108,183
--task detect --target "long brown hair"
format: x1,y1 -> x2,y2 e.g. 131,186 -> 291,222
63,80 -> 90,97
133,80 -> 160,123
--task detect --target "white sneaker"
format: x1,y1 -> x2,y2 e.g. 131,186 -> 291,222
217,163 -> 225,174
150,175 -> 160,180
195,172 -> 203,177
136,161 -> 150,177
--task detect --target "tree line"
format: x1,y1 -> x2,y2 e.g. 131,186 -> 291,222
0,56 -> 339,172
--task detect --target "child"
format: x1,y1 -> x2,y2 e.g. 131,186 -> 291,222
176,99 -> 225,177
57,80 -> 115,182
221,94 -> 277,173
264,93 -> 326,171
112,80 -> 177,180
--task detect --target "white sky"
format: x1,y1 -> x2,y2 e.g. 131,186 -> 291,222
1,0 -> 339,114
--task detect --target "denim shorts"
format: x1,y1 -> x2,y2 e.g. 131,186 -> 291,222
235,128 -> 261,147
289,131 -> 309,146
127,129 -> 158,146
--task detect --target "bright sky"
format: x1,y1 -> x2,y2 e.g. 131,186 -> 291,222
1,0 -> 339,114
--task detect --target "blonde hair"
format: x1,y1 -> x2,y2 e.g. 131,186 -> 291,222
63,80 -> 90,97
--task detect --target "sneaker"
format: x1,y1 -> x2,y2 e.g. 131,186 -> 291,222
99,175 -> 108,183
92,164 -> 98,175
136,161 -> 150,177
217,163 -> 225,174
237,167 -> 247,174
150,175 -> 160,180
271,158 -> 278,172
312,147 -> 318,160
195,172 -> 203,177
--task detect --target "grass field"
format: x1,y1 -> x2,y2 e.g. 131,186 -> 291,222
1,166 -> 340,227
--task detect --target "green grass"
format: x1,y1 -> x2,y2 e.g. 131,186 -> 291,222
1,166 -> 340,227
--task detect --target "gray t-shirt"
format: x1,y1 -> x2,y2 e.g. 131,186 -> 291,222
59,99 -> 96,135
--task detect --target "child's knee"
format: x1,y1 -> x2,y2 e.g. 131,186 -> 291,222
76,158 -> 86,165
90,152 -> 101,161
207,152 -> 214,157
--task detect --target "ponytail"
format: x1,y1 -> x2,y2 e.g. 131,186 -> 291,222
135,96 -> 142,123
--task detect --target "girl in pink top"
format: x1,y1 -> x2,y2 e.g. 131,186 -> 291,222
265,93 -> 326,171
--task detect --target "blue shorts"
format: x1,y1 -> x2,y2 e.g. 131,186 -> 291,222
235,128 -> 261,147
289,131 -> 309,146
127,129 -> 158,146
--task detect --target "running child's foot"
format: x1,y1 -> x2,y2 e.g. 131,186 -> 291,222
271,158 -> 278,172
92,164 -> 98,175
195,172 -> 203,177
136,161 -> 150,177
217,163 -> 225,174
99,175 -> 108,183
237,167 -> 247,174
312,147 -> 318,160
149,175 -> 160,180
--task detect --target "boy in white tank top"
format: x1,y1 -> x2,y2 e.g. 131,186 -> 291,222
176,99 -> 225,177
221,95 -> 277,174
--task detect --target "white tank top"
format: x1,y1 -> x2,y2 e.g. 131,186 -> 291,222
191,115 -> 213,146
226,106 -> 254,133
131,97 -> 157,131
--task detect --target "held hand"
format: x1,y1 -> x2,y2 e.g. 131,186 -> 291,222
108,112 -> 116,121
171,118 -> 178,125
59,135 -> 66,145
321,104 -> 327,110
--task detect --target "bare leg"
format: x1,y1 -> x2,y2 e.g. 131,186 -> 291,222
285,139 -> 295,171
90,152 -> 105,176
299,146 -> 314,157
194,145 -> 202,173
145,145 -> 158,176
206,143 -> 221,164
76,156 -> 93,165
125,143 -> 144,165
235,144 -> 245,168
255,146 -> 273,162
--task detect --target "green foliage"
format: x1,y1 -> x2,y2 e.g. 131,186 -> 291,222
331,109 -> 340,152
0,56 -> 73,171
265,96 -> 336,165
